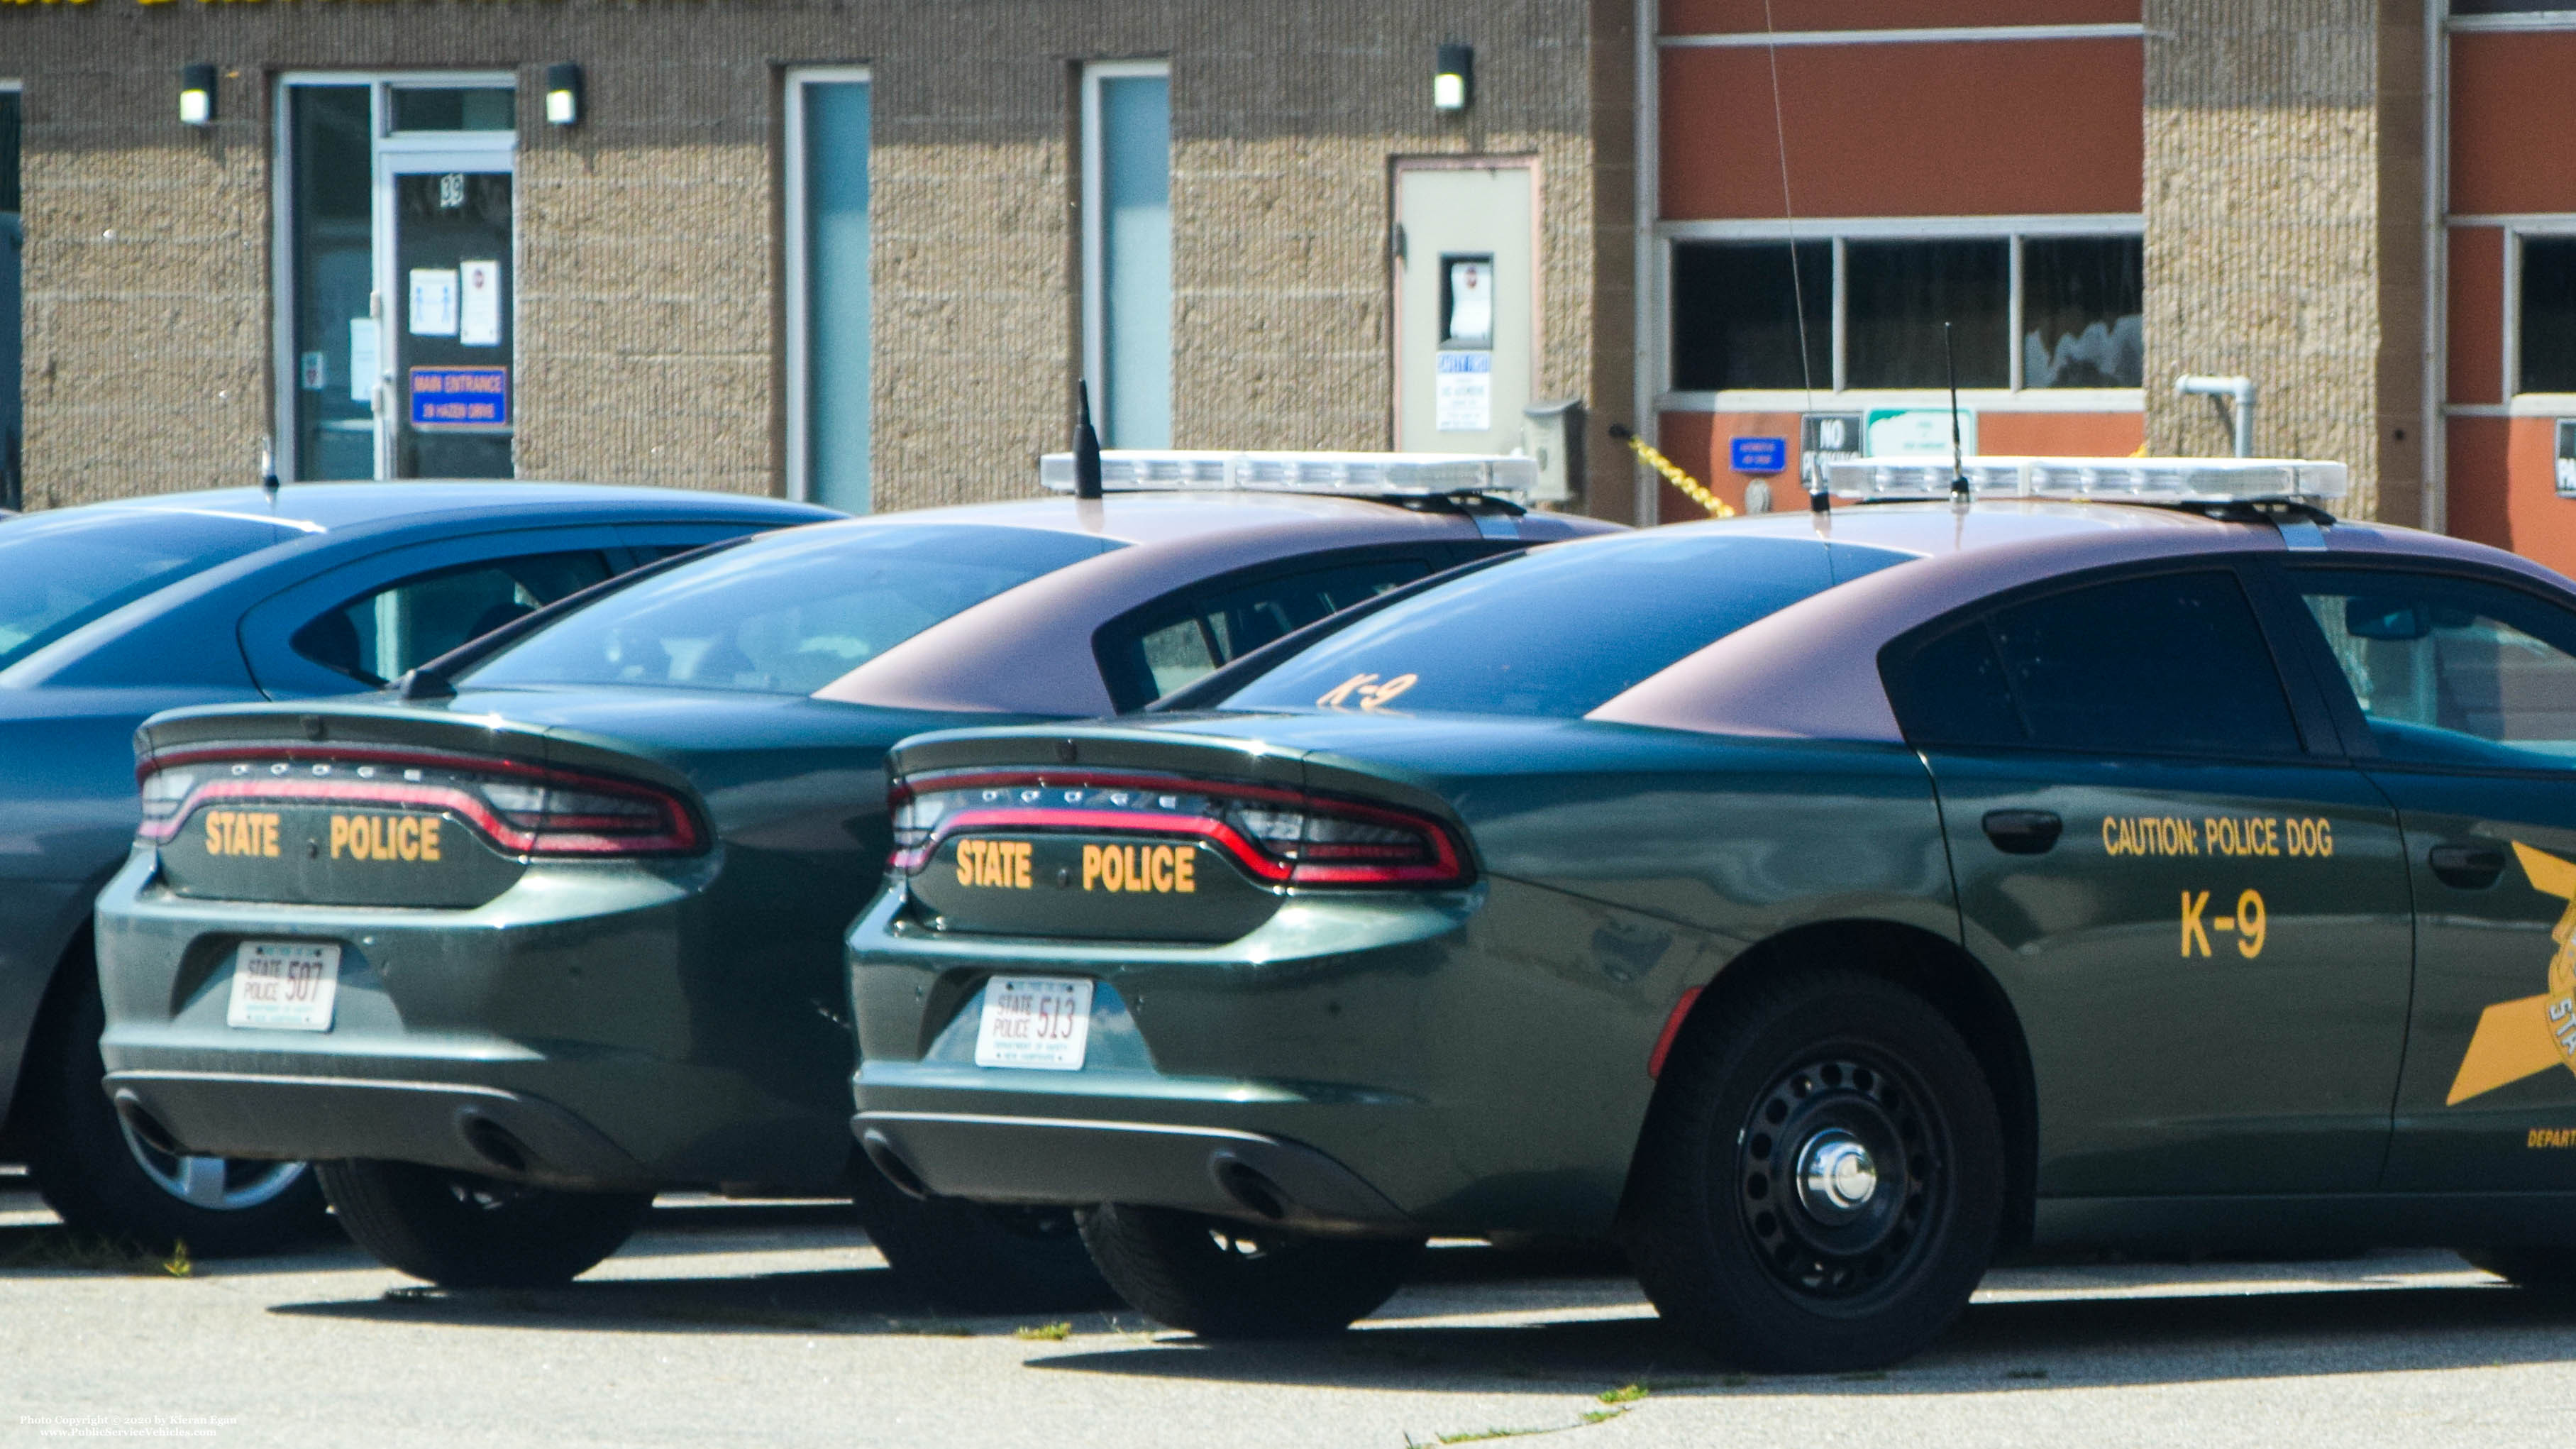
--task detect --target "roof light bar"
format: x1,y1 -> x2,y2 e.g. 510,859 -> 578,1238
1823,456 -> 2350,508
1039,450 -> 1539,498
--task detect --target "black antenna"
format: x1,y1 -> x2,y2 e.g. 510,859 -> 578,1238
1073,380 -> 1104,500
260,434 -> 280,507
1944,321 -> 1969,505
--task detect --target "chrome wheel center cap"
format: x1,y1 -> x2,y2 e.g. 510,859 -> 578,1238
1796,1130 -> 1878,1217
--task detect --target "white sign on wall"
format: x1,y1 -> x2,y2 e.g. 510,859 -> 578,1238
1436,351 -> 1493,432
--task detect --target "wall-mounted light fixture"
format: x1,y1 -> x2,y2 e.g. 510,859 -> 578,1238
1433,43 -> 1472,112
544,62 -> 583,126
179,64 -> 216,128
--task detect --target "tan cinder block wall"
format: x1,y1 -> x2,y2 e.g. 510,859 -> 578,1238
6,0 -> 1613,513
2142,0 -> 2423,524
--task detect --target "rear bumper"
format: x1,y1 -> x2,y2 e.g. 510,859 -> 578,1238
91,847 -> 858,1192
853,1109 -> 1415,1236
108,1071 -> 655,1191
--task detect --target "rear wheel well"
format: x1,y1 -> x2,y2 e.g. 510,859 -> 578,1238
1632,918 -> 2037,1249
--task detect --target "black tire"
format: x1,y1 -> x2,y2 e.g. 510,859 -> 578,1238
2463,1247 -> 2576,1297
1078,1202 -> 1425,1338
1625,968 -> 2003,1372
316,1159 -> 648,1287
850,1159 -> 1114,1313
20,959 -> 331,1257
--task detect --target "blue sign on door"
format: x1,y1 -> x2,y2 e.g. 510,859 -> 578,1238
1730,436 -> 1786,474
409,367 -> 510,428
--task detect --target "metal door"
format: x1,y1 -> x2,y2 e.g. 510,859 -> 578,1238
1393,162 -> 1535,453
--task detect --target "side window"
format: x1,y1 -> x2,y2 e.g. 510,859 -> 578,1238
291,550 -> 612,686
1097,556 -> 1440,711
2288,569 -> 2576,771
1889,569 -> 2303,757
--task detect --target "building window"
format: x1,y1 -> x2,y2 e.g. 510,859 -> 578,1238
1668,228 -> 2143,395
785,69 -> 871,512
1,84 -> 19,510
276,77 -> 516,483
1082,61 -> 1172,448
2519,236 -> 2576,396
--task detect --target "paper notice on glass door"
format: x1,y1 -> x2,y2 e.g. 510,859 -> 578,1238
348,319 -> 378,404
1435,351 -> 1493,432
408,268 -> 458,337
458,260 -> 502,347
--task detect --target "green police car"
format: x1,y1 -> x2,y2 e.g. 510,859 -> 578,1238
850,456 -> 2576,1370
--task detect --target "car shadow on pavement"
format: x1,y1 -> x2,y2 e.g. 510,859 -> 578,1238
1026,1281 -> 2576,1394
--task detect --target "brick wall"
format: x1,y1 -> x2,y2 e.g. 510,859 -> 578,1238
6,0 -> 1613,512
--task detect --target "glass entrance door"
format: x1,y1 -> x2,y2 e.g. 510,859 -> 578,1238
280,79 -> 515,482
382,158 -> 513,478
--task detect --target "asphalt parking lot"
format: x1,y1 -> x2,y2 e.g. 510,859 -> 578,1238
4,1173 -> 2570,1449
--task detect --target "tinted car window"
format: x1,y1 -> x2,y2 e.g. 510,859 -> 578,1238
464,523 -> 1120,697
2288,568 -> 2576,770
292,550 -> 614,687
0,509 -> 280,671
1889,569 -> 2301,756
1097,555 -> 1439,711
1215,531 -> 1912,719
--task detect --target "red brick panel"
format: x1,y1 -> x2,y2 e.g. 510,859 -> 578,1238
1660,40 -> 2143,220
1975,411 -> 2142,456
1662,0 -> 2137,36
2450,227 -> 2506,407
2453,32 -> 2576,217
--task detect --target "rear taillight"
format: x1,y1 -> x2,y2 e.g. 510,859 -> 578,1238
136,748 -> 702,856
887,770 -> 1469,888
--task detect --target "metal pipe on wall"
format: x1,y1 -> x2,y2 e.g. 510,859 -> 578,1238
2175,374 -> 2257,458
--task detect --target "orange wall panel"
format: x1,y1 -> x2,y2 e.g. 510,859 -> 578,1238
1660,41 -> 2142,219
1975,411 -> 2143,456
2453,33 -> 2576,216
1662,0 -> 2137,34
2446,415 -> 2576,580
2450,227 -> 2505,406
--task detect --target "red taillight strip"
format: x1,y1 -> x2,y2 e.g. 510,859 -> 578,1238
140,743 -> 560,787
891,768 -> 1310,812
891,777 -> 1469,888
139,754 -> 700,856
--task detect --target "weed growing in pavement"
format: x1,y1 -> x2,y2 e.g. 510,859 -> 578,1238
1596,1384 -> 1647,1405
160,1240 -> 192,1277
1014,1322 -> 1073,1341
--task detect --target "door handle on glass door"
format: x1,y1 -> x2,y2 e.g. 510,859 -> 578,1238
1981,810 -> 2062,856
2428,843 -> 2507,890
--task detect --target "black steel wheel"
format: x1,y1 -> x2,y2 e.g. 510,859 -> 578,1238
1080,1203 -> 1423,1338
851,1158 -> 1114,1313
1627,968 -> 2003,1371
318,1159 -> 648,1287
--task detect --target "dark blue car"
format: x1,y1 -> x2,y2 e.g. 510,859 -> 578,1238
0,481 -> 833,1253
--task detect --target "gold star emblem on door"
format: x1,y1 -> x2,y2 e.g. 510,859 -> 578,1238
2447,842 -> 2576,1106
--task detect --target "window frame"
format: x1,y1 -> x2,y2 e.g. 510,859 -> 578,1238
1655,213 -> 2145,414
1079,58 -> 1173,448
1879,557 -> 2342,764
783,65 -> 873,510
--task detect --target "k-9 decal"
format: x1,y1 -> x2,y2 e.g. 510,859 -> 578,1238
2449,842 -> 2576,1106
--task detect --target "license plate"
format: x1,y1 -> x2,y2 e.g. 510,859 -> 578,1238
973,976 -> 1093,1071
225,942 -> 341,1032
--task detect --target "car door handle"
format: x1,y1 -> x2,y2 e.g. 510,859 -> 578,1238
2429,843 -> 2508,890
1982,810 -> 2062,856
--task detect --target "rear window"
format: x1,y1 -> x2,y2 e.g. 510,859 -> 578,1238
462,522 -> 1120,696
0,509 -> 282,671
1211,531 -> 1912,719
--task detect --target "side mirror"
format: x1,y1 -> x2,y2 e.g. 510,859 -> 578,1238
2345,597 -> 2430,641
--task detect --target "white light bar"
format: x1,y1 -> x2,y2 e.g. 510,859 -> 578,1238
1039,449 -> 1538,497
1822,456 -> 2350,507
